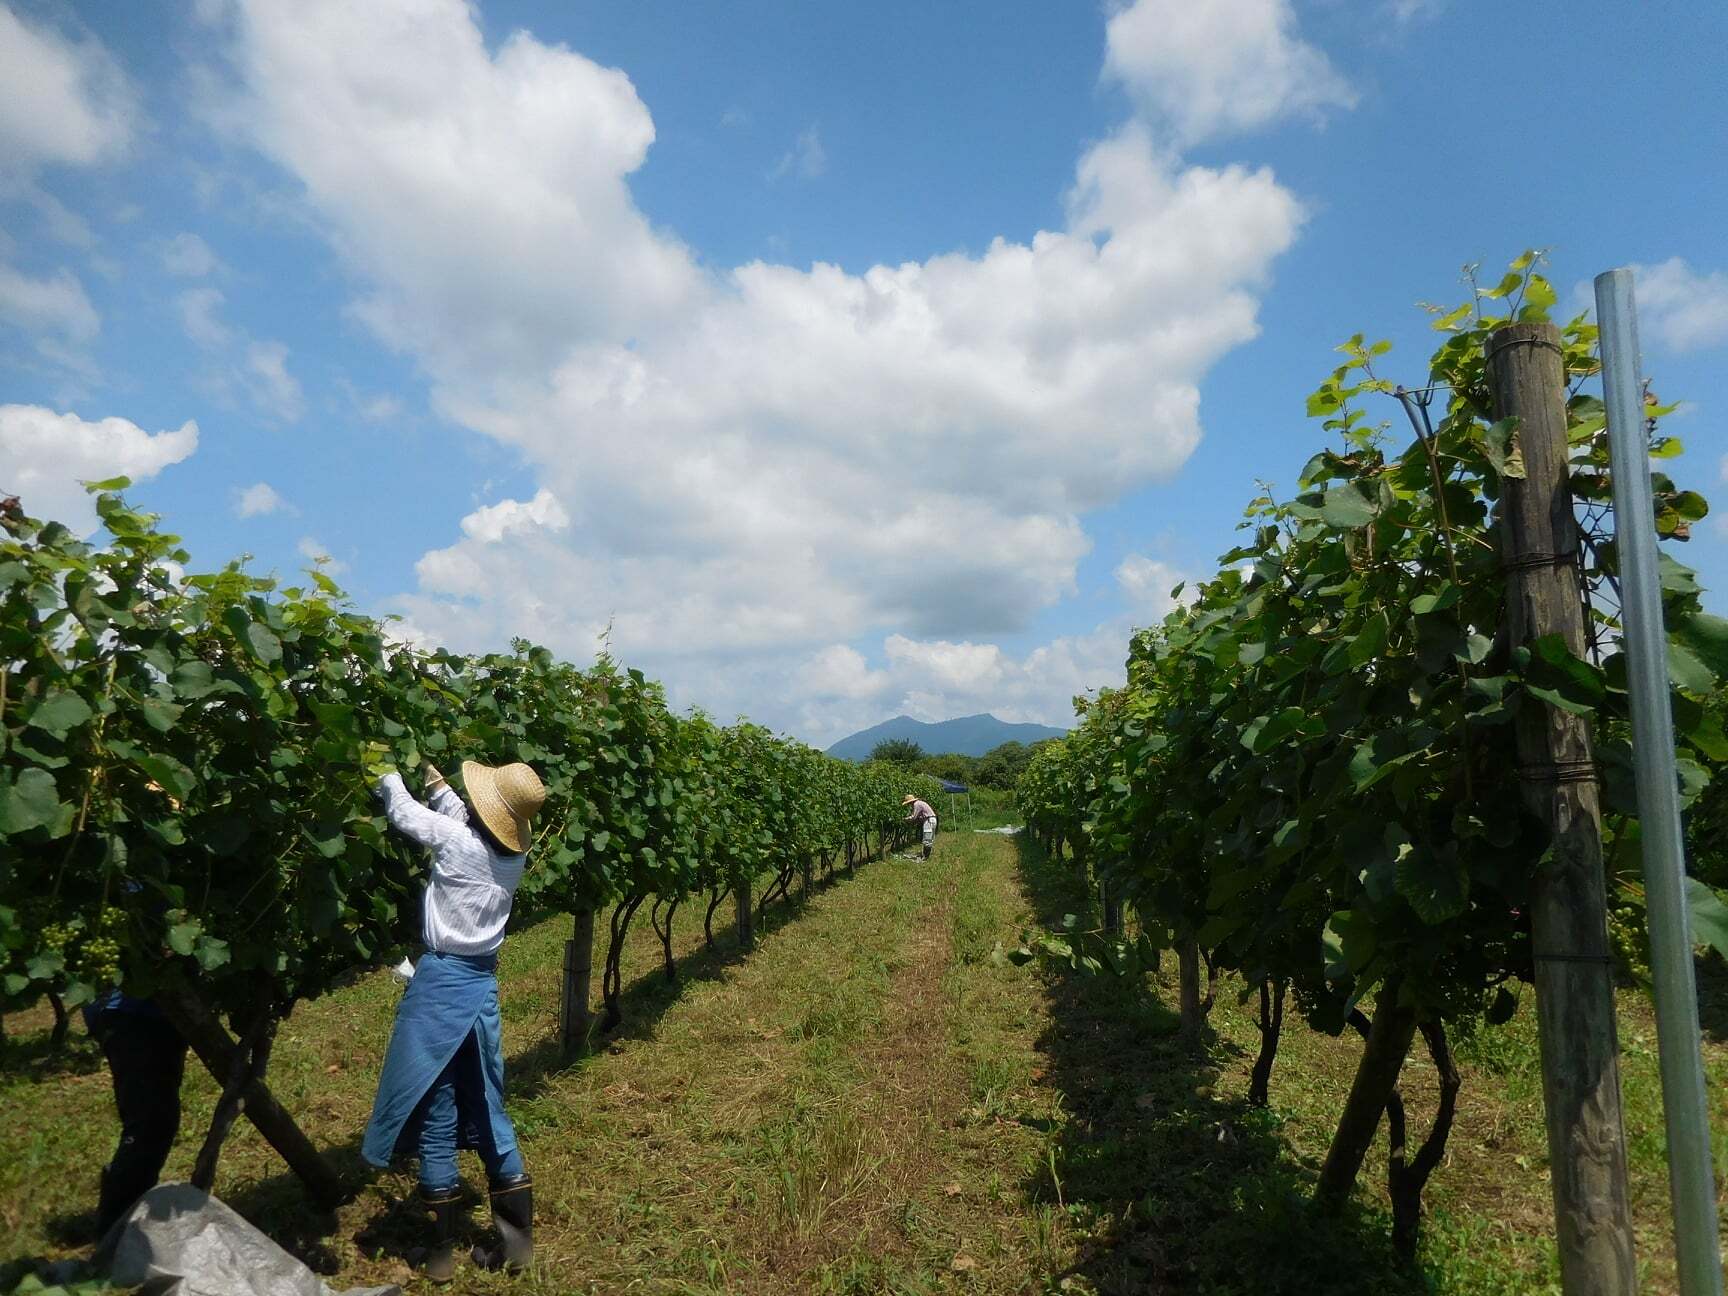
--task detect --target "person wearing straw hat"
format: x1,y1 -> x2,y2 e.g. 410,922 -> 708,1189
362,754 -> 546,1283
902,792 -> 938,860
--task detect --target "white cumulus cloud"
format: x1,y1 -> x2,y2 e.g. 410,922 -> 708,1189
219,0 -> 1316,739
1103,0 -> 1355,146
225,0 -> 700,393
458,489 -> 570,543
0,5 -> 137,179
885,635 -> 1008,694
0,8 -> 137,377
1114,553 -> 1189,622
0,262 -> 99,341
233,480 -> 292,517
0,404 -> 198,535
1630,258 -> 1728,353
793,645 -> 891,703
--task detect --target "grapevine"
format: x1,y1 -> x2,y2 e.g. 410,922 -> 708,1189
1017,253 -> 1728,1261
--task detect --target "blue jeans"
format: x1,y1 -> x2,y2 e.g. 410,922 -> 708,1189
410,1028 -> 524,1192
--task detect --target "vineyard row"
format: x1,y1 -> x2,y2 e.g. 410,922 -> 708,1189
1013,256 -> 1728,1271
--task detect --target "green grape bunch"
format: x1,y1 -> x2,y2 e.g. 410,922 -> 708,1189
1605,904 -> 1651,985
76,935 -> 122,987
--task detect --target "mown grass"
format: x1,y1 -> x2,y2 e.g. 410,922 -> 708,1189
0,837 -> 1072,1293
4,833 -> 1724,1294
0,855 -> 888,1289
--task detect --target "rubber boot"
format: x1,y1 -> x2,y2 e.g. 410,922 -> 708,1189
417,1185 -> 462,1285
472,1173 -> 533,1273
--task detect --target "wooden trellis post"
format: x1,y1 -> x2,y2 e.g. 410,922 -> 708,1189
736,876 -> 755,951
558,908 -> 594,1056
1486,320 -> 1636,1296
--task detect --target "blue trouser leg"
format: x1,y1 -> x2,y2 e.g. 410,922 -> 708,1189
412,1028 -> 523,1189
414,1061 -> 461,1194
450,1031 -> 524,1182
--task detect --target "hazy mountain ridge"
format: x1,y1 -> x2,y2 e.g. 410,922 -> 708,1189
826,713 -> 1067,761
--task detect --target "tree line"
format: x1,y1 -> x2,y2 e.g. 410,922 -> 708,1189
868,736 -> 1056,789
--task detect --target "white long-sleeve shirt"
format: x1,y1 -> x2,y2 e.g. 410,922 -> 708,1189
377,772 -> 528,957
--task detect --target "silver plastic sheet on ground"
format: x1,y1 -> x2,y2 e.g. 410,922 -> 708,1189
99,1183 -> 399,1296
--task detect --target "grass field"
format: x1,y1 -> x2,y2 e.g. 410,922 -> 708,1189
2,833 -> 1724,1293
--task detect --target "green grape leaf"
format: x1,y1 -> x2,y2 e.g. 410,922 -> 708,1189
140,698 -> 184,733
1672,612 -> 1728,680
1396,845 -> 1468,924
1320,484 -> 1377,529
1659,553 -> 1701,596
1323,909 -> 1378,977
1686,880 -> 1728,961
1482,419 -> 1526,480
112,746 -> 197,802
167,921 -> 202,956
61,980 -> 95,1009
247,621 -> 284,665
170,660 -> 223,699
26,689 -> 94,737
0,768 -> 65,835
1410,584 -> 1460,615
1668,642 -> 1714,695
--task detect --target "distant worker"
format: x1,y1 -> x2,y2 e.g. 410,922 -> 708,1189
902,793 -> 938,860
362,755 -> 546,1284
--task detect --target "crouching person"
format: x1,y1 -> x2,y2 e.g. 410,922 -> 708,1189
362,756 -> 546,1283
902,793 -> 938,861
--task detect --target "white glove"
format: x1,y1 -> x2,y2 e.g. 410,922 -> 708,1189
391,957 -> 416,984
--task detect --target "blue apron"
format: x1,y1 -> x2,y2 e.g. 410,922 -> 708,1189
361,951 -> 518,1170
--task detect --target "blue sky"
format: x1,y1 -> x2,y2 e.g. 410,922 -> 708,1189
1,0 -> 1724,745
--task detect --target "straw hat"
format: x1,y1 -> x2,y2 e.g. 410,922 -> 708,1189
902,794 -> 918,805
461,760 -> 546,854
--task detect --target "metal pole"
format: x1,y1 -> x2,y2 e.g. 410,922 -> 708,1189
1595,266 -> 1724,1296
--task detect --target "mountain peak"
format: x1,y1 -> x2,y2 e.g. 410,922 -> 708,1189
825,713 -> 1067,761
